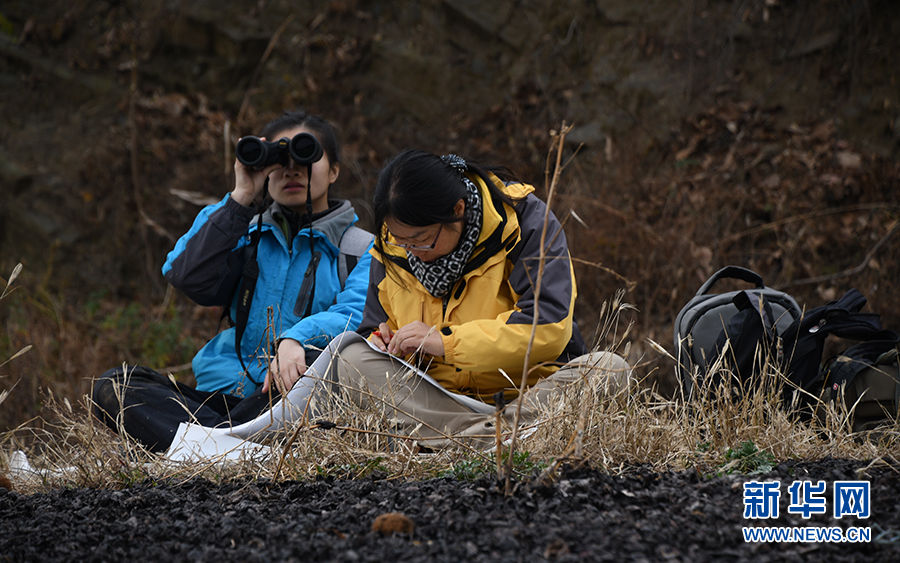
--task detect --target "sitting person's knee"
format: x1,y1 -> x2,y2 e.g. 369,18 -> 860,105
570,351 -> 633,395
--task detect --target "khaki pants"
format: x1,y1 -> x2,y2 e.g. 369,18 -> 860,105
319,337 -> 632,449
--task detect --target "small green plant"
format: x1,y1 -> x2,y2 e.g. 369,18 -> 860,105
442,457 -> 491,481
443,451 -> 545,481
719,441 -> 776,476
0,13 -> 15,38
115,468 -> 150,488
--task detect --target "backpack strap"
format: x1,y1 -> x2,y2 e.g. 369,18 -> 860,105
234,222 -> 373,381
781,288 -> 877,380
234,207 -> 265,377
824,346 -> 900,432
712,290 -> 778,385
695,266 -> 765,297
337,225 -> 375,289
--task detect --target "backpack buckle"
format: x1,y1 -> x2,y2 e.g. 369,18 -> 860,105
809,319 -> 826,334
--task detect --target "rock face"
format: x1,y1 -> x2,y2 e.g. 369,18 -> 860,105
1,1 -> 897,292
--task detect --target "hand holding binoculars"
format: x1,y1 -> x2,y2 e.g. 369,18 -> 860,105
236,132 -> 323,169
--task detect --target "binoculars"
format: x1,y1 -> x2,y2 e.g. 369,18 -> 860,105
235,132 -> 323,169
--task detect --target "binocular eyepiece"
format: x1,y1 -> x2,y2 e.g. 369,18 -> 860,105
236,132 -> 324,169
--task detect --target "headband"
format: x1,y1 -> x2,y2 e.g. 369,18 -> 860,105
440,153 -> 467,172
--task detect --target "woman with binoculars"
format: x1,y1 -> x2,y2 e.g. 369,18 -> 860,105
91,110 -> 374,453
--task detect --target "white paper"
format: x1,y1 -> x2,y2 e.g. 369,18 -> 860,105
226,331 -> 494,441
165,422 -> 271,462
163,330 -> 494,461
344,332 -> 495,414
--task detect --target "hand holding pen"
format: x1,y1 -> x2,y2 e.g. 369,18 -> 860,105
370,323 -> 394,352
374,321 -> 444,357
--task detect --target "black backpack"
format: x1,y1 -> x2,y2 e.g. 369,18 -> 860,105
673,266 -> 802,399
778,288 -> 900,428
674,269 -> 900,431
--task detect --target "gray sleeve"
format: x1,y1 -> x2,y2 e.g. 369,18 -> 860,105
505,194 -> 574,326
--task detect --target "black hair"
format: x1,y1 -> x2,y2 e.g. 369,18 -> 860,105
259,110 -> 341,166
372,149 -> 521,256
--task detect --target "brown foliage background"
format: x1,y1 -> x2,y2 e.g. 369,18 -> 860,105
1,0 -> 898,433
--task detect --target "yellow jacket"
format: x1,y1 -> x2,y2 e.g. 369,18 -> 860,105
358,172 -> 587,402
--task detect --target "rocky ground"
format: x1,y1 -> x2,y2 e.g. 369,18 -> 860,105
1,459 -> 897,562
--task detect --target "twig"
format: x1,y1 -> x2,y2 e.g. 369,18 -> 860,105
223,120 -> 234,177
266,306 -> 278,426
776,222 -> 900,289
717,203 -> 896,246
570,257 -> 636,290
235,14 -> 296,129
126,12 -> 176,285
533,431 -> 580,486
493,391 -> 505,476
128,22 -> 154,290
504,121 -> 571,494
273,420 -> 330,481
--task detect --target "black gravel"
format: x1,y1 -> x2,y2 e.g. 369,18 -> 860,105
1,459 -> 897,562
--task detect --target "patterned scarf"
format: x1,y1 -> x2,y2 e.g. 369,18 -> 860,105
407,175 -> 483,298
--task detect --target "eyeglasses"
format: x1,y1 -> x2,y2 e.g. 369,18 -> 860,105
384,223 -> 443,251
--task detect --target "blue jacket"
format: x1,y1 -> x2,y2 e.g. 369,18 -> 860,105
162,195 -> 372,396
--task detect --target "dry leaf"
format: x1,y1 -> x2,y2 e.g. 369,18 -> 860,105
836,151 -> 861,168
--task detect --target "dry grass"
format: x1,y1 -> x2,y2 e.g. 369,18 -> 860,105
2,286 -> 898,496
2,113 -> 899,494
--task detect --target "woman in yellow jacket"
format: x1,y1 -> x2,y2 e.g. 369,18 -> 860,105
298,149 -> 631,448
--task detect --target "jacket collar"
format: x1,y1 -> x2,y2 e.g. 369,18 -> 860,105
471,173 -> 532,247
253,199 -> 357,250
